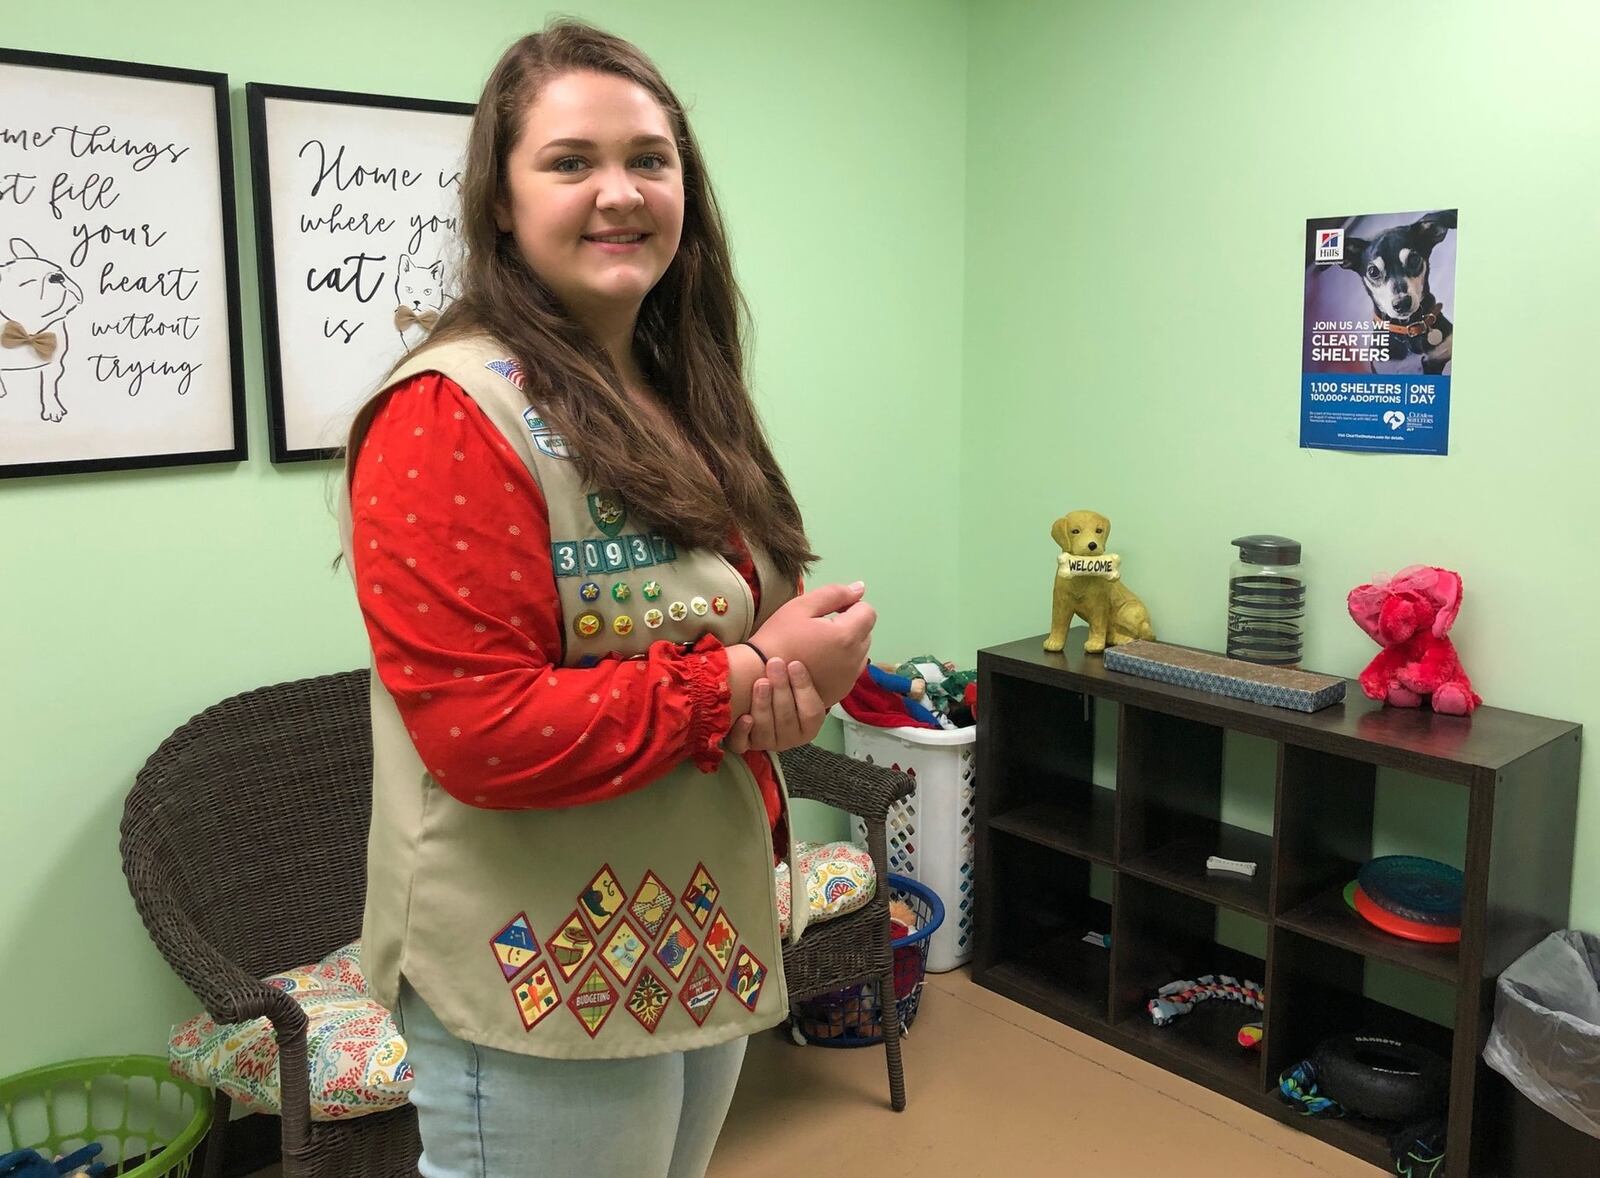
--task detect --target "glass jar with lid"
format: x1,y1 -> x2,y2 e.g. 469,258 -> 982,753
1227,535 -> 1305,666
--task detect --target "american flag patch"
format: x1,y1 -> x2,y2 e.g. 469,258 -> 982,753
485,358 -> 525,390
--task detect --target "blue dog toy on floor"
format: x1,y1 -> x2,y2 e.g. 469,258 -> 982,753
0,1145 -> 106,1178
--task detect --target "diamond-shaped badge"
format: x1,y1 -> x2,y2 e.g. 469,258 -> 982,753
679,958 -> 721,1026
601,917 -> 647,986
728,945 -> 768,1013
578,864 -> 626,932
490,912 -> 541,982
626,968 -> 671,1034
567,965 -> 619,1039
511,964 -> 560,1031
655,914 -> 697,980
547,910 -> 596,982
629,871 -> 674,941
681,863 -> 719,928
705,909 -> 738,974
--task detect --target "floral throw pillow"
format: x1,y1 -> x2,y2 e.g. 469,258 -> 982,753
168,942 -> 412,1122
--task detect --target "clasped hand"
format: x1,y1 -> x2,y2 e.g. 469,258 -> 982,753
724,582 -> 875,755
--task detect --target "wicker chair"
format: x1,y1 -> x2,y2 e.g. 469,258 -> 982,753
120,672 -> 919,1178
774,743 -> 917,1111
120,670 -> 418,1178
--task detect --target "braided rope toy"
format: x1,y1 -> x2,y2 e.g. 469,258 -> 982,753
1146,974 -> 1264,1026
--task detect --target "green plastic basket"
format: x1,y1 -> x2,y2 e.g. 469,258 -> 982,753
0,1056 -> 211,1177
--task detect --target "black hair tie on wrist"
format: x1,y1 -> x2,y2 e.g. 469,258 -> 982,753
744,640 -> 770,666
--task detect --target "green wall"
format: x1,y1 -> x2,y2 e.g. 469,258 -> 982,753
0,0 -> 964,1074
8,0 -> 1597,1079
961,0 -> 1600,947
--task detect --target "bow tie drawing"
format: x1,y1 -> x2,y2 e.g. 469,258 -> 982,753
1,319 -> 58,360
393,306 -> 440,333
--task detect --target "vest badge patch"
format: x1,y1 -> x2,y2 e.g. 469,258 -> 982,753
486,357 -> 525,390
626,968 -> 671,1034
519,404 -> 573,460
490,911 -> 541,981
705,909 -> 738,974
630,871 -> 674,940
548,910 -> 596,981
587,492 -> 627,537
729,946 -> 767,1012
655,914 -> 697,980
512,964 -> 560,1031
567,965 -> 619,1038
679,959 -> 722,1026
682,863 -> 720,928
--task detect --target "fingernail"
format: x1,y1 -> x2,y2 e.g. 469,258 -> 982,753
849,581 -> 865,591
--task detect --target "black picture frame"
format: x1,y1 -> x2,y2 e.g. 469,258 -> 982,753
0,47 -> 247,480
246,82 -> 474,463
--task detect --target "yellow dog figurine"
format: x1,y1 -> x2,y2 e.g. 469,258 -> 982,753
1044,510 -> 1155,654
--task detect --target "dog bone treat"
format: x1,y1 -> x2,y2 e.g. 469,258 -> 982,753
1058,552 -> 1121,580
1103,640 -> 1345,713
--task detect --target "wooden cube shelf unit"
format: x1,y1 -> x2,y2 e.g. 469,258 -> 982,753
972,634 -> 1582,1177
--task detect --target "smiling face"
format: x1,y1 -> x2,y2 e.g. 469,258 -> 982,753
494,70 -> 685,324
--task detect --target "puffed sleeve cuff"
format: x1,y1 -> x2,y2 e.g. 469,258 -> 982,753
682,634 -> 735,773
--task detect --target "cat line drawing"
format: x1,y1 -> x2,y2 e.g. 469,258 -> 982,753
393,253 -> 449,348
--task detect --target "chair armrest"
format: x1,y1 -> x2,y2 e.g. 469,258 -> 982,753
778,744 -> 913,950
778,744 -> 914,824
121,843 -> 313,1151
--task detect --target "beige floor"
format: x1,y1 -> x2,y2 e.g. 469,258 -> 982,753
256,969 -> 1377,1176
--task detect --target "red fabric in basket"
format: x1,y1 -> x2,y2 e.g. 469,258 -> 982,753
891,919 -> 923,999
841,669 -> 941,730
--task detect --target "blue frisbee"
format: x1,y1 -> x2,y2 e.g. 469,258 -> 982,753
1357,856 -> 1464,927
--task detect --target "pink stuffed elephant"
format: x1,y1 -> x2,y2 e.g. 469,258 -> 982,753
1347,566 -> 1481,715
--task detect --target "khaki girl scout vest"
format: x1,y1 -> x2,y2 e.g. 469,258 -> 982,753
340,334 -> 807,1059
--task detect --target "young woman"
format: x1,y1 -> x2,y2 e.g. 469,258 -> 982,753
341,20 -> 874,1178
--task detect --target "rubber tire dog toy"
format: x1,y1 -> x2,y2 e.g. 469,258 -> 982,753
1311,1033 -> 1449,1123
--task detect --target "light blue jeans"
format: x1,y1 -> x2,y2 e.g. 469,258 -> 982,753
397,980 -> 747,1178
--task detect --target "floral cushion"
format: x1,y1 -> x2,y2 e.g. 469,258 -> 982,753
168,942 -> 412,1122
168,849 -> 876,1110
776,840 -> 878,937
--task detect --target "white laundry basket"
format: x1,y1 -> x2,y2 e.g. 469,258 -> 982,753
831,706 -> 977,972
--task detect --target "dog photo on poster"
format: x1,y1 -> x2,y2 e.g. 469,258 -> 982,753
1301,209 -> 1457,455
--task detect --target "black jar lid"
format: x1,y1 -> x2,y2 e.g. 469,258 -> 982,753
1232,535 -> 1302,565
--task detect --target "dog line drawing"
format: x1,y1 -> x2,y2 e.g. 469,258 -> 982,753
0,237 -> 85,422
1340,210 -> 1456,377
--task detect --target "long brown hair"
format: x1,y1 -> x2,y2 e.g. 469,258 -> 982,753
344,19 -> 815,584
